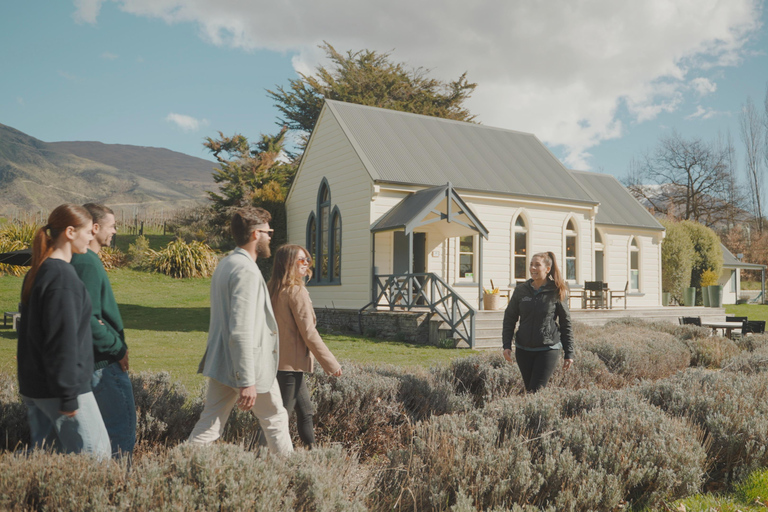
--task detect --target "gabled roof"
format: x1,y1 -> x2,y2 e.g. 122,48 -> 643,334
721,243 -> 766,270
323,100 -> 597,205
371,183 -> 489,237
570,170 -> 665,231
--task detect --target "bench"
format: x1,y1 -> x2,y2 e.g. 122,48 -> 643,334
4,311 -> 20,331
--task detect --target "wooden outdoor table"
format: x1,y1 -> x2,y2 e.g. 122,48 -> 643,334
701,321 -> 742,338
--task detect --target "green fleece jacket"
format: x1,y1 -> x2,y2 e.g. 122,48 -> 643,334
71,249 -> 127,369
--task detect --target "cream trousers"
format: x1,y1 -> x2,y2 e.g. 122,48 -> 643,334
188,377 -> 293,456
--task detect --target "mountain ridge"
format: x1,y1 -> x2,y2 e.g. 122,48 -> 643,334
0,122 -> 217,213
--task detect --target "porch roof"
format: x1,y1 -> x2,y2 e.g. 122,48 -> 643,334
371,183 -> 489,238
721,244 -> 766,270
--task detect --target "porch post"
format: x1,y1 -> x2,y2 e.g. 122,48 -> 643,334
408,231 -> 413,304
371,232 -> 376,304
478,235 -> 484,310
763,268 -> 766,304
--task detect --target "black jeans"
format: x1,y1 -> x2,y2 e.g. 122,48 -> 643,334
515,348 -> 560,392
276,371 -> 315,448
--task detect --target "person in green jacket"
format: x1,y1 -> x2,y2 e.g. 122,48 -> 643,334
71,203 -> 136,458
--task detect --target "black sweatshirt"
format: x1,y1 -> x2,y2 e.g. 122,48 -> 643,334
501,279 -> 575,360
17,258 -> 94,412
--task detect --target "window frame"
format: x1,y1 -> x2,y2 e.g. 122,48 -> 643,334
629,237 -> 640,292
308,178 -> 341,285
512,214 -> 529,283
564,217 -> 578,283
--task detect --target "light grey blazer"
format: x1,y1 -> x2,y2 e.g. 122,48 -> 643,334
198,247 -> 279,393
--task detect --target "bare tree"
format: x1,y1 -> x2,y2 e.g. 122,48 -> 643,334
625,131 -> 734,227
740,95 -> 765,234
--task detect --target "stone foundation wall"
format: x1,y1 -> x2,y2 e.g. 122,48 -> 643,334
314,308 -> 433,344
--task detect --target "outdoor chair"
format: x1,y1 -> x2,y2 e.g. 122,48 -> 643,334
610,281 -> 629,310
583,281 -> 607,309
743,320 -> 766,335
727,316 -> 748,340
681,316 -> 702,326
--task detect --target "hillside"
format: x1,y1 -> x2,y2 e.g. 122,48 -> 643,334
0,123 -> 217,212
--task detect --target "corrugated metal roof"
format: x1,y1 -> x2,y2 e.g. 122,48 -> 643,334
570,170 -> 665,231
324,100 -> 596,204
721,243 -> 766,269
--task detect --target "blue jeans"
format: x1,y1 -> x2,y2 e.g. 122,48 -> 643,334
23,391 -> 111,458
92,362 -> 137,457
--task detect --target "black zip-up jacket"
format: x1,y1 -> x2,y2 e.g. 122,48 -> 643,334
501,279 -> 574,360
17,258 -> 94,412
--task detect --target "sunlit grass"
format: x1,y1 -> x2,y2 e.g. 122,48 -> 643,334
0,268 -> 476,392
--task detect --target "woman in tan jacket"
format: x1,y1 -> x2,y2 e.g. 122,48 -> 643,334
267,244 -> 342,448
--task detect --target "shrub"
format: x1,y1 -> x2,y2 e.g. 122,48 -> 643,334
636,369 -> 768,487
578,323 -> 691,381
375,388 -> 705,511
150,239 -> 218,278
0,444 -> 371,511
700,268 -> 719,287
0,220 -> 36,277
436,351 -> 523,407
131,371 -> 201,448
733,333 -> 768,352
679,220 -> 723,304
722,343 -> 768,374
127,234 -> 152,268
660,219 -> 695,303
0,371 -> 29,451
98,246 -> 127,270
683,335 -> 741,368
310,363 -> 411,459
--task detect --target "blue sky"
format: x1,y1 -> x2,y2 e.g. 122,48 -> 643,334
2,0 -> 767,198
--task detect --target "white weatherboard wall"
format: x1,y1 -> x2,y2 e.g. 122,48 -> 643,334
600,228 -> 662,307
286,108 -> 373,309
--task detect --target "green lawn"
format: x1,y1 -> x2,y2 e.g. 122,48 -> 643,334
1,268 -> 476,392
725,304 -> 768,323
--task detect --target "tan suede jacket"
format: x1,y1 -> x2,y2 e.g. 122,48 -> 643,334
271,285 -> 340,374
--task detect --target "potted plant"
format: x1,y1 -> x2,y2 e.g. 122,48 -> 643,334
700,269 -> 719,308
483,280 -> 504,310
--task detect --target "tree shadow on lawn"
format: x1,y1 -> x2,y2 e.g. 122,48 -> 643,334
0,327 -> 15,341
119,304 -> 209,332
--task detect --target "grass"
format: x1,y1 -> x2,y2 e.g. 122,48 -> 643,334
113,233 -> 176,253
669,468 -> 768,511
725,304 -> 768,323
0,268 -> 477,392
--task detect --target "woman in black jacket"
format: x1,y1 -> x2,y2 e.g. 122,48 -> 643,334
17,203 -> 110,456
502,251 -> 574,392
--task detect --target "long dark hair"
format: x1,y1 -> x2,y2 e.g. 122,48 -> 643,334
267,244 -> 312,298
532,251 -> 569,301
22,204 -> 92,305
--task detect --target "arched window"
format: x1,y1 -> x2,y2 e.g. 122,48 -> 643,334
513,215 -> 528,282
318,182 -> 331,281
630,238 -> 640,291
306,213 -> 316,260
307,179 -> 341,285
565,219 -> 578,282
594,228 -> 604,282
331,208 -> 342,281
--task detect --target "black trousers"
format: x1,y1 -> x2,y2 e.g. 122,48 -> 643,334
515,348 -> 560,392
276,371 -> 315,448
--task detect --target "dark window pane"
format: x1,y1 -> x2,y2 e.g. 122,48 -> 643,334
515,217 -> 525,228
515,256 -> 526,279
333,214 -> 341,280
631,251 -> 638,269
321,204 -> 329,279
566,235 -> 576,257
594,230 -> 602,243
459,236 -> 473,253
515,232 -> 526,255
460,254 -> 473,277
566,258 -> 576,280
567,219 -> 575,231
308,217 -> 316,258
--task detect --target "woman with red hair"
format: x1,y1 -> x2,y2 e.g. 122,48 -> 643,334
17,203 -> 110,456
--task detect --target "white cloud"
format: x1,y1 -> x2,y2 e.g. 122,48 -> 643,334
101,51 -> 119,60
83,0 -> 763,169
58,70 -> 81,82
690,77 -> 717,96
165,113 -> 208,131
72,0 -> 105,24
685,105 -> 728,120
